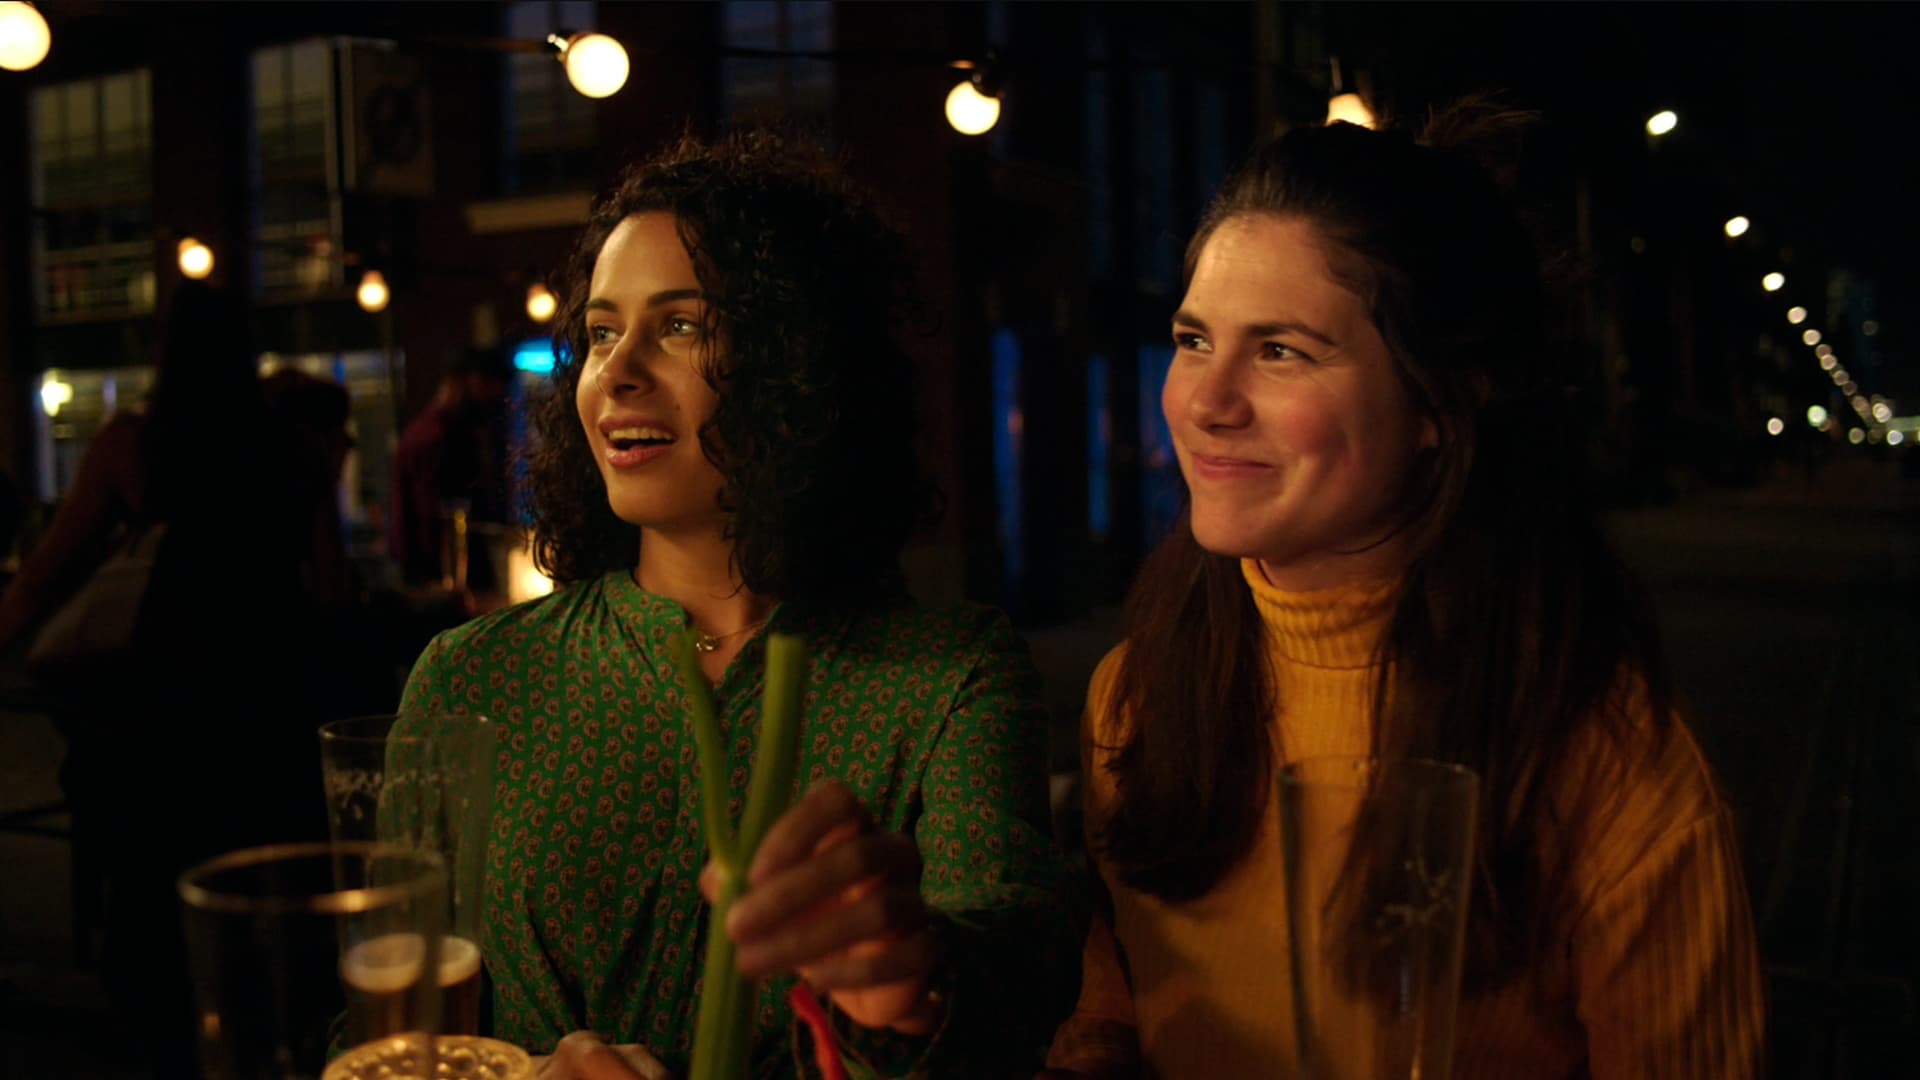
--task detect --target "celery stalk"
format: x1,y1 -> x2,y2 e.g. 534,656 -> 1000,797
677,629 -> 809,1080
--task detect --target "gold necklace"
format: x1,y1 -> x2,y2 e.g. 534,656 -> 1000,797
690,618 -> 769,653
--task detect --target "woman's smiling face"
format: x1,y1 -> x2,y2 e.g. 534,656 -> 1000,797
575,212 -> 727,536
1163,213 -> 1436,591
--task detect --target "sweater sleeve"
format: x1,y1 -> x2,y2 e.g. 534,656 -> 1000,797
830,610 -> 1080,1078
1573,805 -> 1766,1079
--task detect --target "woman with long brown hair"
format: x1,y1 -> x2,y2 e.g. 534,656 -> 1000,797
1045,105 -> 1764,1077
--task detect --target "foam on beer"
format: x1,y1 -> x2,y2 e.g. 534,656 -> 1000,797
342,933 -> 481,991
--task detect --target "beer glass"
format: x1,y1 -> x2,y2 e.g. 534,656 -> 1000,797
1279,757 -> 1479,1080
177,842 -> 446,1080
318,713 -> 495,1035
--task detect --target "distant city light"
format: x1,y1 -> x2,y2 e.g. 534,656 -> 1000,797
946,79 -> 1002,135
1862,320 -> 1880,337
1848,428 -> 1865,445
1889,430 -> 1907,447
1802,329 -> 1822,347
1766,417 -> 1786,436
1762,272 -> 1786,292
1327,92 -> 1377,129
1787,307 -> 1808,325
1806,405 -> 1829,427
1724,216 -> 1751,238
1872,402 -> 1894,422
1646,110 -> 1678,136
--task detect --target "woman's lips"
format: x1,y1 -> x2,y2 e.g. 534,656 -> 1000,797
605,443 -> 673,469
1189,452 -> 1272,480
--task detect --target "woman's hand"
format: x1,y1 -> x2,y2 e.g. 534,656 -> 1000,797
531,1031 -> 670,1080
701,780 -> 944,1034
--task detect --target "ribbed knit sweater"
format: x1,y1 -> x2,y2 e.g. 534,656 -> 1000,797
1047,560 -> 1765,1078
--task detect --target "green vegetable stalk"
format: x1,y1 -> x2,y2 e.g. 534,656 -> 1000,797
672,630 -> 808,1080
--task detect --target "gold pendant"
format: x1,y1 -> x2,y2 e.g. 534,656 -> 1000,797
692,632 -> 720,654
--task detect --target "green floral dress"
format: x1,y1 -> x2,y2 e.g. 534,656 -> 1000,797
397,570 -> 1076,1077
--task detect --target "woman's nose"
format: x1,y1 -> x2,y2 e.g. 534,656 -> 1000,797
591,335 -> 657,398
1186,360 -> 1252,430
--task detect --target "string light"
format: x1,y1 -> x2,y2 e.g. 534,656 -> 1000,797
177,237 -> 214,280
38,371 -> 72,417
356,269 -> 390,313
1802,329 -> 1821,347
553,32 -> 628,98
1762,272 -> 1785,292
1646,110 -> 1678,136
0,2 -> 50,72
526,283 -> 557,323
1787,306 -> 1807,325
1724,216 -> 1750,238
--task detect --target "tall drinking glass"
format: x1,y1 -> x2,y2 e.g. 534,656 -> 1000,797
177,842 -> 446,1080
1279,757 -> 1479,1080
318,713 -> 496,1036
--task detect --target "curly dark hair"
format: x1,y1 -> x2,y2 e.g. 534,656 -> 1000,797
523,131 -> 936,609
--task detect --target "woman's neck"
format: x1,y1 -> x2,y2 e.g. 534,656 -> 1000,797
634,528 -> 778,669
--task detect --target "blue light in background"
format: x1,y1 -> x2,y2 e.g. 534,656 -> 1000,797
1138,344 -> 1181,546
991,329 -> 1025,600
1087,354 -> 1110,541
514,340 -> 555,375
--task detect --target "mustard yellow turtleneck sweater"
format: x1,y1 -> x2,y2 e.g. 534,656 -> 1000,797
1047,561 -> 1765,1078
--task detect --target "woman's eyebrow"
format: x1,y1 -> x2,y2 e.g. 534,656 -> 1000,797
584,289 -> 705,314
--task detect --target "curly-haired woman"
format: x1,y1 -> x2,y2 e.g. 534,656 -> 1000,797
397,134 -> 1075,1077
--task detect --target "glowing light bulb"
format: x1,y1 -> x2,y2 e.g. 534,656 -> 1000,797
1889,430 -> 1906,446
1646,110 -> 1678,136
561,33 -> 628,98
1327,92 -> 1376,129
177,237 -> 214,280
1766,417 -> 1785,436
526,283 -> 556,323
1762,272 -> 1786,292
1787,306 -> 1807,325
1802,329 -> 1821,347
1806,405 -> 1828,427
1815,344 -> 1833,359
1724,216 -> 1750,238
1872,402 -> 1893,423
0,2 -> 51,72
356,270 -> 390,313
1848,428 -> 1865,445
39,372 -> 72,417
945,79 -> 1001,135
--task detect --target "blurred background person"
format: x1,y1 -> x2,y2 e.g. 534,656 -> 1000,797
388,343 -> 514,594
0,282 -> 374,1079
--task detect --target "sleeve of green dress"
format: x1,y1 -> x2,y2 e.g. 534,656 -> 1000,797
829,611 -> 1080,1078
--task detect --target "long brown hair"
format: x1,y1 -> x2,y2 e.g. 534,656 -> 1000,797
1098,103 -> 1672,990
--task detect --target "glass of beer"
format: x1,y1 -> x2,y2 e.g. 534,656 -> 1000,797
319,713 -> 495,1035
177,841 -> 447,1080
1279,757 -> 1480,1080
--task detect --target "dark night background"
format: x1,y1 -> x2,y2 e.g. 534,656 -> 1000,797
0,3 -> 1913,1077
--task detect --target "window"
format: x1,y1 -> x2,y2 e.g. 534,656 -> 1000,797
720,1 -> 834,134
29,70 -> 155,320
502,1 -> 599,195
252,40 -> 341,296
33,367 -> 156,501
